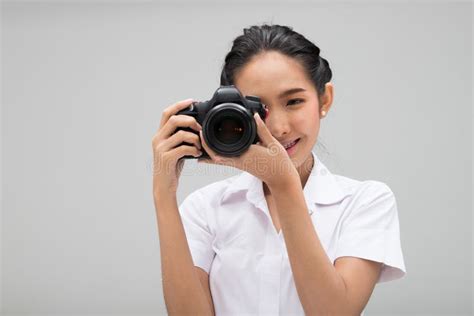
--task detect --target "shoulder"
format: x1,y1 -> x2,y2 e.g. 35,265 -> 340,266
333,174 -> 398,227
335,174 -> 395,205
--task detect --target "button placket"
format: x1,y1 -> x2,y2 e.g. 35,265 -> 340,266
258,220 -> 283,315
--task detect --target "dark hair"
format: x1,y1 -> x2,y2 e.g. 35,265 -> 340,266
220,23 -> 332,107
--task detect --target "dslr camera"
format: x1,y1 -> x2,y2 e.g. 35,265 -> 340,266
175,85 -> 266,159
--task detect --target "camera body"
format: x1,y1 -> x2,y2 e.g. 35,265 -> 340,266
175,85 -> 266,159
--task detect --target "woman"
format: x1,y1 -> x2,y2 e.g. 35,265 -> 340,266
152,24 -> 406,315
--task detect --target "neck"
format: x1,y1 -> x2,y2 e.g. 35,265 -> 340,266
263,152 -> 315,196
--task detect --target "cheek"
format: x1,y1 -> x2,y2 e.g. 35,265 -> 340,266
293,107 -> 320,135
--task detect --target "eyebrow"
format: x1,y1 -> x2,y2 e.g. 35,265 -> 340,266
278,87 -> 306,99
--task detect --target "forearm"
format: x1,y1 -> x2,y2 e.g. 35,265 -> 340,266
269,181 -> 351,315
154,194 -> 214,316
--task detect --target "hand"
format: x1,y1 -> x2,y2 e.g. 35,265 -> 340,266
198,112 -> 300,189
151,98 -> 203,198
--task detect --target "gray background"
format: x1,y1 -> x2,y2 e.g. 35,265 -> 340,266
1,1 -> 472,315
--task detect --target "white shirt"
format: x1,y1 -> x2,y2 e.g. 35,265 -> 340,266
178,150 -> 406,315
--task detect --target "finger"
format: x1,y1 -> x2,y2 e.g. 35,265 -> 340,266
159,98 -> 195,130
167,144 -> 202,160
197,156 -> 213,164
161,129 -> 201,152
253,112 -> 274,147
161,115 -> 202,139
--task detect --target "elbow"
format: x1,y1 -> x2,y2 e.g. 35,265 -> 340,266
305,279 -> 359,316
306,303 -> 358,316
306,304 -> 359,316
303,297 -> 356,316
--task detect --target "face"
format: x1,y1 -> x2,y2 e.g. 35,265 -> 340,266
234,51 -> 333,171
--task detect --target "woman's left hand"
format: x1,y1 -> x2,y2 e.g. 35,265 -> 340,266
197,112 -> 300,189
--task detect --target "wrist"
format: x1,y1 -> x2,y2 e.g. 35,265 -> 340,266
153,187 -> 177,205
268,173 -> 301,193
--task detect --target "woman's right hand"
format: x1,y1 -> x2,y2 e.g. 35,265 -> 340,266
152,98 -> 203,199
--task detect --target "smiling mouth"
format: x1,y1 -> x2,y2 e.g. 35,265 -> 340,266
283,138 -> 300,149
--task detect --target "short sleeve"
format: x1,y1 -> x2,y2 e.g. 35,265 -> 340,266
334,181 -> 407,283
178,191 -> 216,274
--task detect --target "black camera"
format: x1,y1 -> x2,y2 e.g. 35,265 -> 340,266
175,85 -> 266,159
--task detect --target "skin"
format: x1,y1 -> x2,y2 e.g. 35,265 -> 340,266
198,50 -> 383,315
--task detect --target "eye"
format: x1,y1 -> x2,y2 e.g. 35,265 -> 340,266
287,98 -> 304,106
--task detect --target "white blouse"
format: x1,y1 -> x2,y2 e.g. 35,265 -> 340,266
178,150 -> 406,315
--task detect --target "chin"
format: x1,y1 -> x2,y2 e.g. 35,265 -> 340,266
293,144 -> 314,168
289,149 -> 306,169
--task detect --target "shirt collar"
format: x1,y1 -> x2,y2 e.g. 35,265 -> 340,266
219,150 -> 350,207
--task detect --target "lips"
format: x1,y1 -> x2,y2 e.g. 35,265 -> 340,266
283,138 -> 300,149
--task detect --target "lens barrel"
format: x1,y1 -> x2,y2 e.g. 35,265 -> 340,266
203,103 -> 256,157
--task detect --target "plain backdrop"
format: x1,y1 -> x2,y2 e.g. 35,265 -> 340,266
1,1 -> 472,315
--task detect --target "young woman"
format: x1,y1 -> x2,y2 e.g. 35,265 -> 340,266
152,24 -> 406,315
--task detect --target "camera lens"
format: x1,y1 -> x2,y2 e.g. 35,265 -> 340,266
213,115 -> 244,144
203,103 -> 256,157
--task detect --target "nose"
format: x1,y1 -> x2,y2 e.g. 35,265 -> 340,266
265,108 -> 290,140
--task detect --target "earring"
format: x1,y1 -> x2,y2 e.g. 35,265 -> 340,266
321,110 -> 327,117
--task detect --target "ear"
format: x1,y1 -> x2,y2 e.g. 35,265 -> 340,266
320,82 -> 334,117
